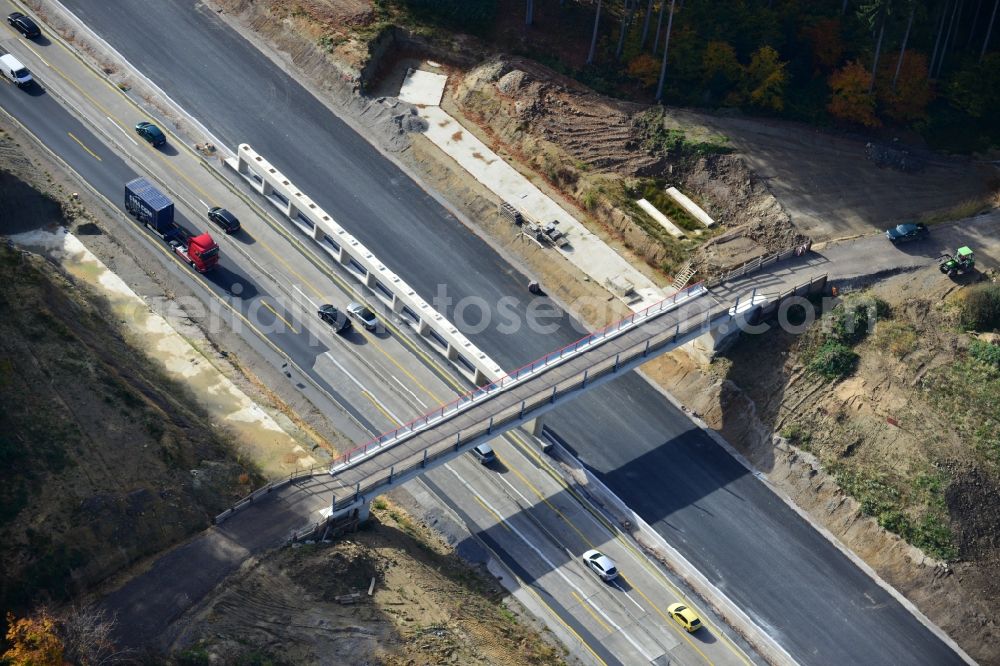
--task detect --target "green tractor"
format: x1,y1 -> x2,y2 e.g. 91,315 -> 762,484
939,246 -> 975,277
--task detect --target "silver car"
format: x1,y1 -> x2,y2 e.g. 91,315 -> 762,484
582,549 -> 619,582
347,302 -> 378,331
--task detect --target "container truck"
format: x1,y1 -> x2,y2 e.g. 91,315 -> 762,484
124,178 -> 219,272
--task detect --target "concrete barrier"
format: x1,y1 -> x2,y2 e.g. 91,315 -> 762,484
226,144 -> 503,385
666,186 -> 715,227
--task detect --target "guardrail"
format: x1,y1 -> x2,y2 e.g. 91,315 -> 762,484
708,241 -> 812,287
326,280 -> 709,472
214,463 -> 328,524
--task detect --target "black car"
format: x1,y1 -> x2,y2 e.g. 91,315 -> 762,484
208,207 -> 241,233
134,121 -> 166,147
7,12 -> 40,39
317,304 -> 351,333
886,222 -> 928,243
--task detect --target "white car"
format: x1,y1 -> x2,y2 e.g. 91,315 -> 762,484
582,549 -> 619,582
346,301 -> 378,331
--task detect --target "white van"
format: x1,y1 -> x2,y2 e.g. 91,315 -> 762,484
0,53 -> 33,87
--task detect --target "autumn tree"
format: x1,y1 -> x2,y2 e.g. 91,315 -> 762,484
3,611 -> 64,666
801,18 -> 845,73
829,59 -> 881,126
742,46 -> 788,110
702,41 -> 743,104
877,49 -> 933,122
628,53 -> 661,86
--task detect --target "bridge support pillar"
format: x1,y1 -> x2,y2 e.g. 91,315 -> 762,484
523,415 -> 546,437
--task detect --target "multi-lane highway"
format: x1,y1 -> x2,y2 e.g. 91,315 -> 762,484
0,23 -> 759,665
2,1 -> 970,663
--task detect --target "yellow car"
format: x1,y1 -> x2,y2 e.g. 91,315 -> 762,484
667,603 -> 703,632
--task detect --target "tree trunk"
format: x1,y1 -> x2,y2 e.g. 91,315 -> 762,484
525,0 -> 534,26
984,0 -> 1000,59
930,1 -> 949,74
937,0 -> 962,77
655,0 -> 676,101
640,0 -> 655,47
968,0 -> 982,46
868,17 -> 885,93
653,0 -> 666,52
588,0 -> 603,65
617,0 -> 637,60
842,0 -> 850,15
893,6 -> 915,90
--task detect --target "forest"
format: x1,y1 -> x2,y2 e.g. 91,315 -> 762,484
395,0 -> 1000,152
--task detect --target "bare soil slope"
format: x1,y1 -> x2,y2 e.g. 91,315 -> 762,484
168,498 -> 566,665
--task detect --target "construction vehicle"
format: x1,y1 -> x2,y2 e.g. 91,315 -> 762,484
939,246 -> 975,277
125,178 -> 220,273
500,201 -> 570,248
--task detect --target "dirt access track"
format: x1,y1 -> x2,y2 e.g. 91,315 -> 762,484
673,110 -> 995,241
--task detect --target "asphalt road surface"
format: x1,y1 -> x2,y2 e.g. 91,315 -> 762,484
15,3 -> 967,663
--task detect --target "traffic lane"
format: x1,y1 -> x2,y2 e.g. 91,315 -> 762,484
546,378 -> 963,666
446,460 -> 734,666
0,56 -> 438,445
0,75 -> 386,442
476,442 -> 741,666
58,0 -> 592,363
419,470 -> 626,666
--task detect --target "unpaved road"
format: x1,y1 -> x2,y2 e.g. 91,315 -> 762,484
684,112 -> 996,241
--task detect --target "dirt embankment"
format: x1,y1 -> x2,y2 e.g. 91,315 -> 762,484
451,57 -> 806,277
0,140 -> 254,619
643,267 -> 1000,663
168,498 -> 566,665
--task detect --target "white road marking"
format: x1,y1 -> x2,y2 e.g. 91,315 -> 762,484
198,199 -> 208,210
293,284 -> 319,310
25,44 -> 50,68
322,352 -> 403,424
443,464 -> 655,661
109,117 -> 137,146
392,374 -> 428,409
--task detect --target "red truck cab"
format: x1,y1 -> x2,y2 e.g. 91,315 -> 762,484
177,233 -> 220,272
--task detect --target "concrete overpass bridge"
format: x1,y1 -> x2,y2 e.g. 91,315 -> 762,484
215,266 -> 827,537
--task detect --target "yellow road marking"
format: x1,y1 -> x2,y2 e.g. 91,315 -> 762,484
571,590 -> 612,634
260,300 -> 298,334
499,437 -> 726,665
469,533 -> 608,666
473,495 -> 511,532
361,390 -> 398,426
67,131 -> 101,160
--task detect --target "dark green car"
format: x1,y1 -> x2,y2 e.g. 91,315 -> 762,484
135,121 -> 166,147
885,222 -> 928,243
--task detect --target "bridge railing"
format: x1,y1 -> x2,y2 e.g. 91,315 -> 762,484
327,299 -> 722,507
328,280 -> 710,471
708,242 -> 811,287
214,463 -> 329,524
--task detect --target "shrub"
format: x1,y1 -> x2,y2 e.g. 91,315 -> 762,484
808,340 -> 858,379
959,284 -> 1000,332
969,340 -> 1000,368
830,295 -> 890,345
